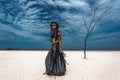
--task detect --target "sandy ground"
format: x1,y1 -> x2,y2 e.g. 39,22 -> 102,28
0,51 -> 120,80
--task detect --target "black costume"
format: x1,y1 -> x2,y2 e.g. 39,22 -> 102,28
45,29 -> 66,76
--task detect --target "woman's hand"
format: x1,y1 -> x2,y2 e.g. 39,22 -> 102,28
59,48 -> 62,53
51,38 -> 59,44
51,38 -> 55,44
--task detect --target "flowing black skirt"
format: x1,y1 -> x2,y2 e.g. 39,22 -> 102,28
45,45 -> 66,76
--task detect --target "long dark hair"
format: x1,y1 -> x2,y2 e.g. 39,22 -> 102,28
50,22 -> 60,42
50,21 -> 59,32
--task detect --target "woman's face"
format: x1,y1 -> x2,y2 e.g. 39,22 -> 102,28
51,23 -> 56,30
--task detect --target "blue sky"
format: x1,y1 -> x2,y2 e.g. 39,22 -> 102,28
0,0 -> 120,50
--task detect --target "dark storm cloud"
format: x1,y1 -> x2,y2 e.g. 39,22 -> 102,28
0,0 -> 120,50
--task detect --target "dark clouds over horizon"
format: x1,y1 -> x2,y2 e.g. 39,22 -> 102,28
0,0 -> 120,50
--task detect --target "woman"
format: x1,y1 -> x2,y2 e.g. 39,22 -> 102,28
44,22 -> 66,76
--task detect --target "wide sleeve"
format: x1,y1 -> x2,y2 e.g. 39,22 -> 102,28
59,36 -> 62,49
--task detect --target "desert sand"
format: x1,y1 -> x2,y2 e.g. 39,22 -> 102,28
0,51 -> 120,80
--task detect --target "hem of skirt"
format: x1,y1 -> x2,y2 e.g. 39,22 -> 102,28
46,72 -> 66,76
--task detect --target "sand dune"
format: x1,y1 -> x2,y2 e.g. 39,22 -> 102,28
0,51 -> 120,80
